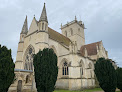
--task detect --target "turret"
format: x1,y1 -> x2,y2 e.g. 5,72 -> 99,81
38,3 -> 48,32
15,16 -> 28,69
36,3 -> 49,50
20,16 -> 28,42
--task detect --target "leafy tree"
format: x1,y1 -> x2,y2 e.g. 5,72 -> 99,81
33,48 -> 58,92
94,58 -> 117,92
0,45 -> 15,92
116,67 -> 122,92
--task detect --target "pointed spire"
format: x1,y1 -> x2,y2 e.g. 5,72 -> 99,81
21,15 -> 28,34
39,3 -> 48,22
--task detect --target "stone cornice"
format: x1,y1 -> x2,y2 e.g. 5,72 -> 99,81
35,42 -> 49,46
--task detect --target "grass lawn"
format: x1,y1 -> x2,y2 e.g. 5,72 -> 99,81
26,88 -> 120,92
54,88 -> 120,92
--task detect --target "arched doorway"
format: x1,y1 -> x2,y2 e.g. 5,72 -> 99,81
17,80 -> 22,92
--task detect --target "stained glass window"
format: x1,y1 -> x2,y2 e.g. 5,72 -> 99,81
24,47 -> 34,70
62,61 -> 68,75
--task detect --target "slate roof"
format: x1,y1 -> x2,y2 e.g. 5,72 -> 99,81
80,41 -> 101,56
48,27 -> 71,46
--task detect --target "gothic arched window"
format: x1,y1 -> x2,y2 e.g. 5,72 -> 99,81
62,61 -> 68,75
45,24 -> 47,30
24,45 -> 34,70
79,60 -> 84,78
29,48 -> 32,54
42,23 -> 44,30
80,65 -> 83,76
25,75 -> 30,83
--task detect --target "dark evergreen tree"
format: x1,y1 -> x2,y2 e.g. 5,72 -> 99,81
116,67 -> 122,92
0,45 -> 15,92
33,48 -> 58,92
94,58 -> 117,92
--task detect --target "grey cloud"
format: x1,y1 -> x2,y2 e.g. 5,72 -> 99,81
0,0 -> 122,67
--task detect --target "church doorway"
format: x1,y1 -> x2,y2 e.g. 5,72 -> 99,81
17,80 -> 22,92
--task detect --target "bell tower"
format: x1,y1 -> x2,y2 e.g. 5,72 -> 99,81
61,16 -> 85,50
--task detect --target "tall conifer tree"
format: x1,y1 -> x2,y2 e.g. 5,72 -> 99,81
0,45 -> 15,92
33,48 -> 58,92
116,67 -> 122,92
94,58 -> 117,92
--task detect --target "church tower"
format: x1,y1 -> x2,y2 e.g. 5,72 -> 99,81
37,3 -> 49,50
15,16 -> 28,69
61,16 -> 85,50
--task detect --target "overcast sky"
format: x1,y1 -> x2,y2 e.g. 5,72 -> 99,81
0,0 -> 122,67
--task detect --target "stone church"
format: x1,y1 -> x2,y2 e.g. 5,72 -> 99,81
9,3 -> 108,92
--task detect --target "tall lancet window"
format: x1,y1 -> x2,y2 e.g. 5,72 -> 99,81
79,60 -> 84,78
45,24 -> 47,30
80,65 -> 83,76
24,45 -> 35,70
42,23 -> 44,30
62,61 -> 69,75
